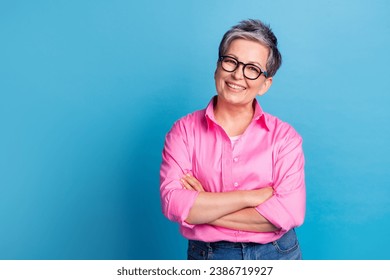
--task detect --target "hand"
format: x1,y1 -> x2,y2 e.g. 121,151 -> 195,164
259,186 -> 274,200
180,174 -> 205,192
247,187 -> 274,207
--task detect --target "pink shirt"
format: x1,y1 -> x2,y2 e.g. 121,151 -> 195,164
160,97 -> 305,243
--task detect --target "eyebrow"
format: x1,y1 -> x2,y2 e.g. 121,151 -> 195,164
225,53 -> 265,69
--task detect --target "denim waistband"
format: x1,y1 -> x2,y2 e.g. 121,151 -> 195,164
190,239 -> 262,249
187,229 -> 301,260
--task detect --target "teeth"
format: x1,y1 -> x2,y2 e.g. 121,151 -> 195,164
227,82 -> 245,90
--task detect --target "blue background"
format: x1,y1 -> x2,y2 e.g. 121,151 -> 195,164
1,0 -> 389,260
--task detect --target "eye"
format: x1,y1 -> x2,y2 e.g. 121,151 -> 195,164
246,65 -> 261,75
223,57 -> 238,66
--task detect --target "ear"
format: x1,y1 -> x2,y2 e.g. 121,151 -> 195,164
257,77 -> 273,96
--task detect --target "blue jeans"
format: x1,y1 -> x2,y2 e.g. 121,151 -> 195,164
187,229 -> 302,260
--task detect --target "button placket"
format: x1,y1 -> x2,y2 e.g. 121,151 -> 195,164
232,153 -> 240,188
221,139 -> 233,191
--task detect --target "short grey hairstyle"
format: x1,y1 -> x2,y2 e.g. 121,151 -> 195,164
218,19 -> 282,77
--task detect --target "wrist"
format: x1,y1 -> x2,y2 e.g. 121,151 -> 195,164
246,188 -> 274,207
243,190 -> 260,207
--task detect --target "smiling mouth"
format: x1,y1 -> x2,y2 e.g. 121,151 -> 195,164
226,82 -> 246,91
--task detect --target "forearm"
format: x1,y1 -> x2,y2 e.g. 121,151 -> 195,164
185,190 -> 258,225
185,188 -> 273,225
182,174 -> 274,225
209,207 -> 279,232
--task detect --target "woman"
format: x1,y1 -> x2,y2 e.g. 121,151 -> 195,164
160,19 -> 305,260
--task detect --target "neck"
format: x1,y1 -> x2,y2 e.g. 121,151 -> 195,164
214,97 -> 254,120
213,97 -> 255,136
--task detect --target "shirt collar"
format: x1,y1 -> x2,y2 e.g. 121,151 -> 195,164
204,96 -> 270,131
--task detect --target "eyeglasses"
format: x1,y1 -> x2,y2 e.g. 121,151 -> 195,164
219,55 -> 268,80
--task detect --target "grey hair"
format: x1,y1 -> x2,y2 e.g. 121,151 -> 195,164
218,19 -> 282,77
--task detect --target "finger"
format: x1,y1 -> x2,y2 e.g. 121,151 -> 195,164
181,176 -> 198,190
183,173 -> 201,184
183,174 -> 204,192
180,178 -> 195,191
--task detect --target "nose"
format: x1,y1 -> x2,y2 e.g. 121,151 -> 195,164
232,62 -> 245,80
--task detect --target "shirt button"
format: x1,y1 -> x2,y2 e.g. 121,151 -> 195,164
233,157 -> 239,162
233,182 -> 239,187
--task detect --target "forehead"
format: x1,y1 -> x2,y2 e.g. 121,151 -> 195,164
226,39 -> 269,66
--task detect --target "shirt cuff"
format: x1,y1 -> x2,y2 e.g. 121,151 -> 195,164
165,188 -> 199,229
255,195 -> 292,233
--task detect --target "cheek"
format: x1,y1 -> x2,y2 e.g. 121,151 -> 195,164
252,81 -> 268,95
215,80 -> 223,94
214,68 -> 222,81
214,72 -> 225,87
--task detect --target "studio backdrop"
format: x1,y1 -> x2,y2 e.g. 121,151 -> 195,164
0,0 -> 389,259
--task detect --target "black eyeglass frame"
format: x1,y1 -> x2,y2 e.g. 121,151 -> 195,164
218,55 -> 268,79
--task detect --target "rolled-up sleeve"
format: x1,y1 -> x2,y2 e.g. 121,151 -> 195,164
255,128 -> 306,233
160,121 -> 199,228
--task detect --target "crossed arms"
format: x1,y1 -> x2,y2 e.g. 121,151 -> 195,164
160,120 -> 305,234
181,174 -> 278,232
